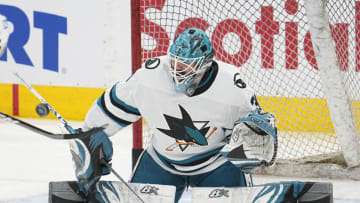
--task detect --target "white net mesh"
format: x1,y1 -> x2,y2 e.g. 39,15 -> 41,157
137,0 -> 360,177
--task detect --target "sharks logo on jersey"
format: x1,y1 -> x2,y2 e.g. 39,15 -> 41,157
157,105 -> 217,152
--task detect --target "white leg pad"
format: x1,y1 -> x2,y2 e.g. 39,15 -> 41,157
192,186 -> 264,203
113,182 -> 176,203
191,182 -> 333,203
49,181 -> 176,203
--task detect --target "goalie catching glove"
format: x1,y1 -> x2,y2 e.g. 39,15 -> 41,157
221,109 -> 277,170
69,129 -> 113,202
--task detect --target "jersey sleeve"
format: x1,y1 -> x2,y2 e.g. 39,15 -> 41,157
231,78 -> 261,124
83,72 -> 142,136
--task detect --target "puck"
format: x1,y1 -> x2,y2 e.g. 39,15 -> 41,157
36,103 -> 50,117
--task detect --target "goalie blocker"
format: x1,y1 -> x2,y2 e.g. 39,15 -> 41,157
49,180 -> 332,203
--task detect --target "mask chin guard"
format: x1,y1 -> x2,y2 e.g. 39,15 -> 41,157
184,67 -> 209,96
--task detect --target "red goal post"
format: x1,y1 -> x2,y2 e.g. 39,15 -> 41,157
130,0 -> 360,178
131,0 -> 143,168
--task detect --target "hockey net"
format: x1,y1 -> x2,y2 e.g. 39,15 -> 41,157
133,0 -> 360,179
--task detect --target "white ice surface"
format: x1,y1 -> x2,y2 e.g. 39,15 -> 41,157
0,119 -> 359,202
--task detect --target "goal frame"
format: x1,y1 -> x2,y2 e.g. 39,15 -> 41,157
131,0 -> 143,169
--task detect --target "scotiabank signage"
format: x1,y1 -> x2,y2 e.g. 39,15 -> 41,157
141,0 -> 359,72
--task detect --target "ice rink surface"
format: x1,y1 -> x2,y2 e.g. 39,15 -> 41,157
0,119 -> 359,203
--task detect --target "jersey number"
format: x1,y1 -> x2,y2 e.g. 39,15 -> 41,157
145,58 -> 160,69
233,73 -> 246,88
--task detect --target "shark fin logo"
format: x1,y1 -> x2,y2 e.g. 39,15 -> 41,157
157,105 -> 217,152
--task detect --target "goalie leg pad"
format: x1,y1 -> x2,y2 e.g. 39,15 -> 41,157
297,182 -> 333,203
255,181 -> 333,203
191,181 -> 333,203
49,181 -> 85,203
49,181 -> 176,203
131,150 -> 187,202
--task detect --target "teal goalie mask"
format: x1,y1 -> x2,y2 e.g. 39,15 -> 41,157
168,27 -> 214,96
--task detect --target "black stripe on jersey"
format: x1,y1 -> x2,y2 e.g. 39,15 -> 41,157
109,85 -> 141,116
97,93 -> 133,127
191,61 -> 218,97
172,155 -> 223,174
154,146 -> 222,166
174,152 -> 221,167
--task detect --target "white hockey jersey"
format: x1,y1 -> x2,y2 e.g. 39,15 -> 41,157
83,56 -> 259,175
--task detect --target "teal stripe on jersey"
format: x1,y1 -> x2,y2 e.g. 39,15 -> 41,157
110,85 -> 140,116
96,93 -> 132,127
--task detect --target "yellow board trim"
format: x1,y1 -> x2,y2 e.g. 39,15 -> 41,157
0,84 -> 13,115
0,84 -> 359,133
19,85 -> 105,120
258,96 -> 360,134
0,83 -> 105,121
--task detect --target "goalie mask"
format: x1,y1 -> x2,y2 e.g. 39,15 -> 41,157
168,27 -> 214,96
0,15 -> 11,58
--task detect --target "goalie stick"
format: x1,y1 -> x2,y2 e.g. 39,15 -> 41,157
0,111 -> 104,140
13,73 -> 145,203
14,72 -> 77,134
0,112 -> 144,203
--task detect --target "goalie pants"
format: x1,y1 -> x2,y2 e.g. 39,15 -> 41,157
130,151 -> 247,203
